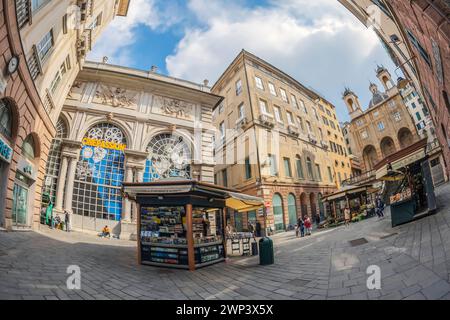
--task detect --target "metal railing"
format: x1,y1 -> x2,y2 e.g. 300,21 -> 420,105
16,0 -> 31,29
42,89 -> 55,114
27,45 -> 42,80
342,169 -> 376,186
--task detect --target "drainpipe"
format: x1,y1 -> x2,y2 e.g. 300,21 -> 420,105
243,53 -> 267,236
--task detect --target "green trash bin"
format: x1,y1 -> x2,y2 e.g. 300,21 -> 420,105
259,237 -> 274,265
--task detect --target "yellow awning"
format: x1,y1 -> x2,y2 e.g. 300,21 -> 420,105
225,192 -> 264,213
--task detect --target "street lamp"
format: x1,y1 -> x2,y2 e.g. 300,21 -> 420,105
393,55 -> 417,90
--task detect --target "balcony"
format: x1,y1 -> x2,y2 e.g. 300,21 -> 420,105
259,114 -> 275,128
78,0 -> 93,22
287,125 -> 299,137
342,170 -> 376,187
320,140 -> 329,150
42,89 -> 55,114
308,133 -> 317,145
16,0 -> 31,29
235,117 -> 249,130
27,45 -> 42,80
76,29 -> 92,60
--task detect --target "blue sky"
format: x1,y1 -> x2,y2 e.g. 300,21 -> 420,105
88,0 -> 399,122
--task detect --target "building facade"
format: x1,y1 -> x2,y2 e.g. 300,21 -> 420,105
343,69 -> 421,173
211,50 -> 350,233
16,0 -> 130,124
339,0 -> 450,180
41,62 -> 221,239
0,0 -> 55,230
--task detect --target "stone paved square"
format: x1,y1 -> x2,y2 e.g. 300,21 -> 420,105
1,183 -> 450,300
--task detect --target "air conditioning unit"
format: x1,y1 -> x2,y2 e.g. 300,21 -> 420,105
287,125 -> 299,136
235,117 -> 248,129
259,114 -> 274,128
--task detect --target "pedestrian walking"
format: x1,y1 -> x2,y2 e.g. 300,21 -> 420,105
344,207 -> 351,227
304,217 -> 312,236
376,197 -> 385,218
64,210 -> 70,232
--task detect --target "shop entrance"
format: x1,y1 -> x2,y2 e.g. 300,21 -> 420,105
272,194 -> 284,231
12,181 -> 29,227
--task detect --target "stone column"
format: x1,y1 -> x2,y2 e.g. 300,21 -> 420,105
122,166 -> 134,222
132,167 -> 145,223
64,156 -> 78,213
54,156 -> 69,212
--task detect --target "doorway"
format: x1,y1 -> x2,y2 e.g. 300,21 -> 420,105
12,182 -> 29,227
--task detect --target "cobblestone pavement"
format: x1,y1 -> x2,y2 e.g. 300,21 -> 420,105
1,183 -> 450,300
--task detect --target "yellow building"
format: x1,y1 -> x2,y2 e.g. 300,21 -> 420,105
211,50 -> 351,233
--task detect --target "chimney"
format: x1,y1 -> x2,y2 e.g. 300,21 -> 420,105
203,79 -> 209,87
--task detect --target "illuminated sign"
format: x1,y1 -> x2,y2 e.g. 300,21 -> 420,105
82,138 -> 126,151
0,136 -> 13,163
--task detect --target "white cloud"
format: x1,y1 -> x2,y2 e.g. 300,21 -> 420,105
166,0 -> 398,121
88,0 -> 178,65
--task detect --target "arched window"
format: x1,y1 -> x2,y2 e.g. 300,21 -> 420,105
306,157 -> 314,180
73,123 -> 126,221
42,118 -> 68,203
22,135 -> 36,160
0,99 -> 12,138
143,133 -> 191,182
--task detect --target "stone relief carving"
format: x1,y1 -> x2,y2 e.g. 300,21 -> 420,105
67,81 -> 84,100
94,84 -> 138,108
152,95 -> 194,120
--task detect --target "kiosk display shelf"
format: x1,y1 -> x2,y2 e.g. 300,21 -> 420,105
140,205 -> 225,268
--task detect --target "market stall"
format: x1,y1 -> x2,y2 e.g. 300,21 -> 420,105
375,138 -> 436,227
322,184 -> 379,223
123,180 -> 264,270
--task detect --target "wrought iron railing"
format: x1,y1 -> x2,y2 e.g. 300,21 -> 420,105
27,45 -> 42,80
42,89 -> 55,114
342,169 -> 376,186
16,0 -> 31,29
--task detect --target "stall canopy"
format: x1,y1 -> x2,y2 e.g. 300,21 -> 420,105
226,192 -> 264,212
123,179 -> 264,212
322,184 -> 372,202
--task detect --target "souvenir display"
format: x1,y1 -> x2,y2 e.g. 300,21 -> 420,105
140,206 -> 224,267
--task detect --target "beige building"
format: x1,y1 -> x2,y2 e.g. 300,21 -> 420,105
211,50 -> 350,233
339,0 -> 450,185
343,67 -> 420,173
16,0 -> 130,124
41,61 -> 221,239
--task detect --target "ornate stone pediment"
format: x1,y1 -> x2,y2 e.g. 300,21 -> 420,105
93,84 -> 138,109
152,95 -> 194,120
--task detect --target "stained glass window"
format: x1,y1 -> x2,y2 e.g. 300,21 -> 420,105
144,133 -> 191,182
72,123 -> 126,221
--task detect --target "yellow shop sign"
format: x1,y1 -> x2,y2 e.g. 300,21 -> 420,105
82,138 -> 126,151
